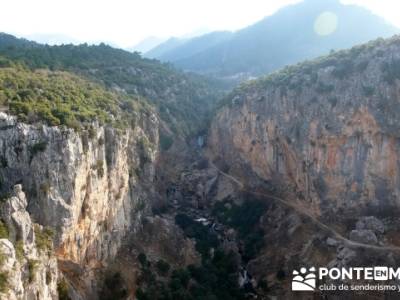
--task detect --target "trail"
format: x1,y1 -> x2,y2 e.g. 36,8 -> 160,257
209,161 -> 400,254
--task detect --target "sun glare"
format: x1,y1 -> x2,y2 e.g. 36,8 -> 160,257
314,11 -> 338,36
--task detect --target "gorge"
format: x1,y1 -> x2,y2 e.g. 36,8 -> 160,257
0,31 -> 400,300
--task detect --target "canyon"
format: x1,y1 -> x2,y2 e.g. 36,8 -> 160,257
0,33 -> 400,300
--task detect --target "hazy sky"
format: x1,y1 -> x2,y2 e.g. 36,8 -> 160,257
1,0 -> 399,48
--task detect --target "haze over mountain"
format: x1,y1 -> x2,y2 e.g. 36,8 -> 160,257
25,33 -> 81,45
145,37 -> 189,59
146,31 -> 233,60
147,0 -> 399,79
128,36 -> 167,53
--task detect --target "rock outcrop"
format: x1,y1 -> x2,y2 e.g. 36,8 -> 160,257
0,185 -> 58,300
208,36 -> 400,298
209,36 -> 400,215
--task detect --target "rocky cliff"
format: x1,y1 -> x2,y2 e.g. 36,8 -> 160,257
208,36 -> 400,298
0,110 -> 159,298
0,34 -> 222,299
210,36 -> 400,215
0,185 -> 58,300
2,32 -> 400,299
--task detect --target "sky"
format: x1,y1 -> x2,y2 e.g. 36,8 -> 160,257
0,0 -> 399,48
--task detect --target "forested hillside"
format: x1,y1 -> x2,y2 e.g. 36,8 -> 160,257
0,60 -> 149,130
0,33 -> 226,136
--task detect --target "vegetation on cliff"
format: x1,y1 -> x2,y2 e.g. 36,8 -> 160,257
218,35 -> 400,109
0,33 -> 226,135
0,62 -> 150,130
0,221 -> 8,239
135,249 -> 246,300
212,195 -> 267,262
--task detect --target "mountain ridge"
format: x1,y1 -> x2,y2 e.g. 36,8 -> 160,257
0,33 -> 227,136
148,0 -> 398,79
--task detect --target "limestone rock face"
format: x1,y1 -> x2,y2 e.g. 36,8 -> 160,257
2,185 -> 35,248
208,37 -> 400,298
0,186 -> 58,300
0,111 -> 159,297
209,37 -> 400,214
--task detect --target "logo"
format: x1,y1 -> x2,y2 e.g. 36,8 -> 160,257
291,266 -> 400,293
292,267 -> 316,291
374,267 -> 388,280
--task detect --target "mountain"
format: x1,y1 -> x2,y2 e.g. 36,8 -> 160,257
152,31 -> 234,62
128,36 -> 166,53
145,37 -> 189,58
150,0 -> 399,79
209,35 -> 400,297
145,28 -> 213,59
2,29 -> 400,299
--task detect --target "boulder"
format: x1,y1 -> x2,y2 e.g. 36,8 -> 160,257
356,216 -> 384,235
326,237 -> 339,247
349,229 -> 378,245
1,185 -> 34,247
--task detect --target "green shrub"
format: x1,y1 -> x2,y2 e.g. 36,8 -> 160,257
0,272 -> 8,293
137,253 -> 148,268
175,214 -> 219,258
171,269 -> 190,288
15,240 -> 24,262
57,278 -> 71,300
362,85 -> 375,96
382,59 -> 400,84
138,137 -> 153,164
156,260 -> 170,276
212,196 -> 267,261
136,232 -> 246,300
258,279 -> 269,291
34,225 -> 54,252
46,271 -> 52,285
135,199 -> 146,212
40,182 -> 50,195
94,160 -> 104,178
28,260 -> 38,283
0,67 -> 149,130
331,59 -> 354,78
100,272 -> 127,300
0,249 -> 5,267
88,126 -> 96,139
30,141 -> 47,156
0,221 -> 8,239
316,82 -> 334,94
136,288 -> 149,300
0,156 -> 7,168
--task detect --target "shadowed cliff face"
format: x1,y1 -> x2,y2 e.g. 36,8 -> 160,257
209,36 -> 400,216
